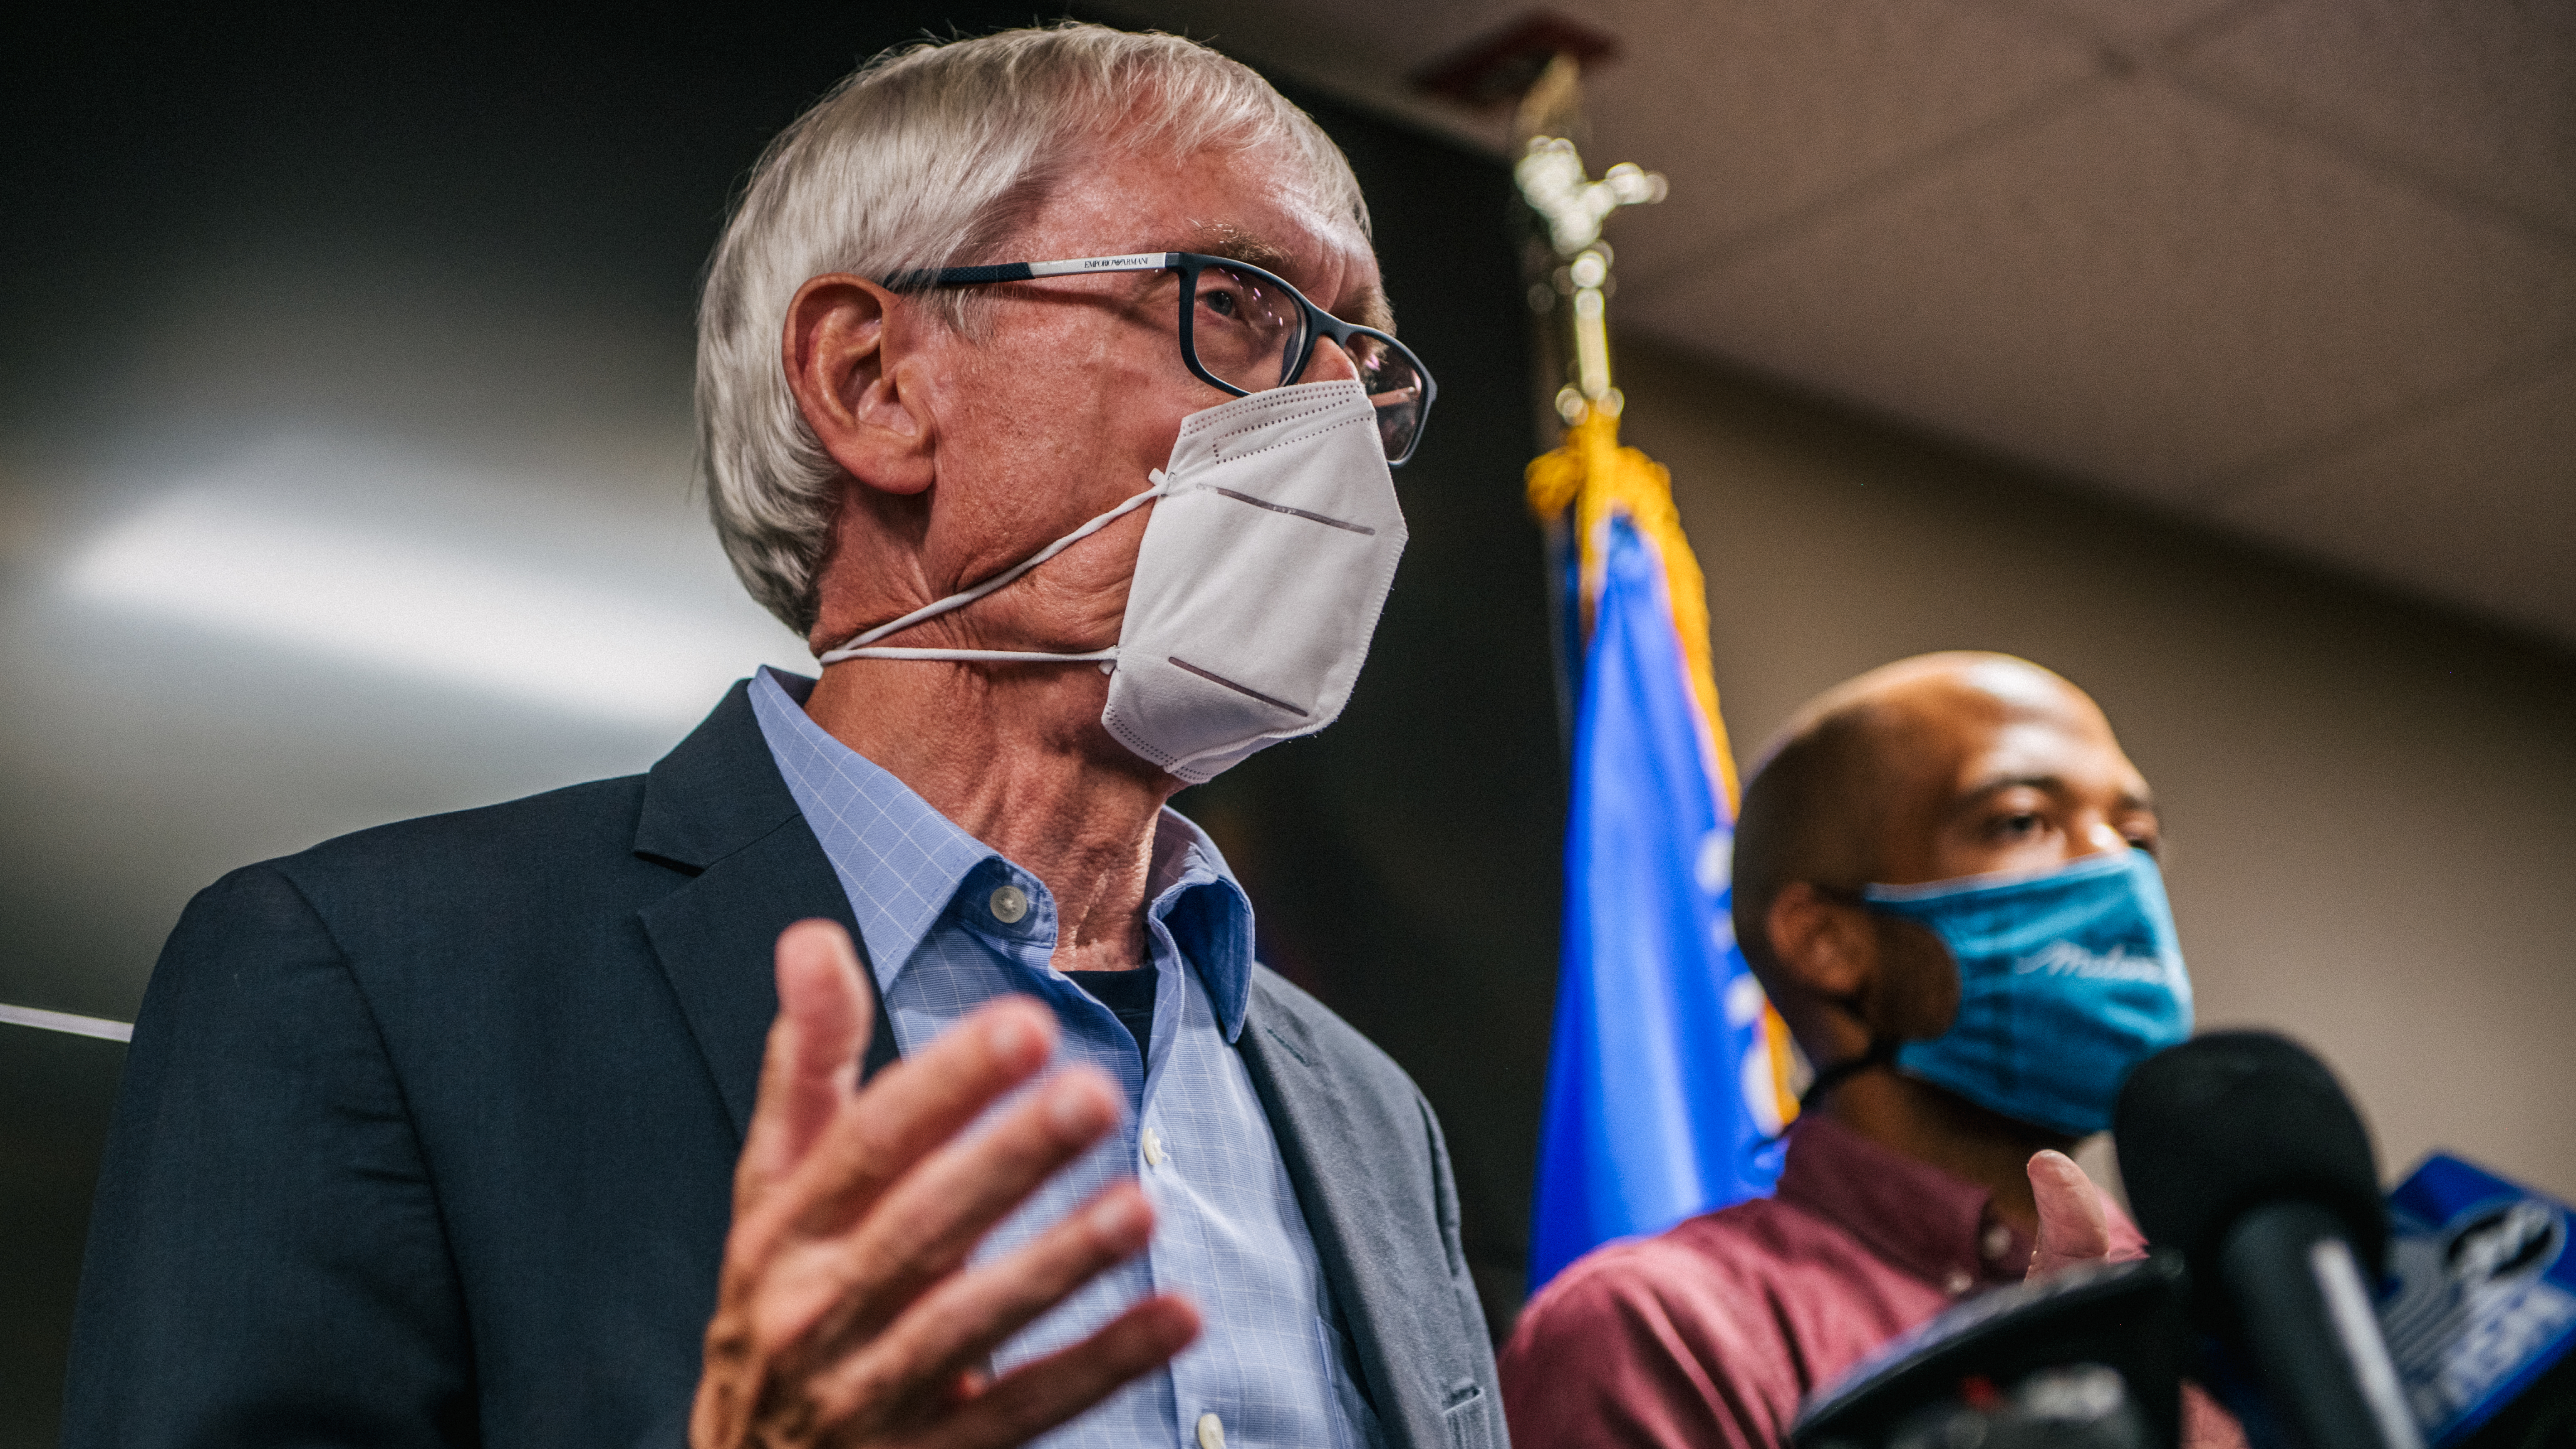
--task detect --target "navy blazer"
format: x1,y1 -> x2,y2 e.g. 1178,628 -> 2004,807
66,681 -> 1503,1449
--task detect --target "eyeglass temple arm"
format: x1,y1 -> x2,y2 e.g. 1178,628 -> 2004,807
882,253 -> 1182,289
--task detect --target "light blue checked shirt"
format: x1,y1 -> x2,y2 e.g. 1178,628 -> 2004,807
750,669 -> 1383,1449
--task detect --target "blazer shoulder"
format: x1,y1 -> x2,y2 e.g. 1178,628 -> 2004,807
233,775 -> 668,951
274,772 -> 650,889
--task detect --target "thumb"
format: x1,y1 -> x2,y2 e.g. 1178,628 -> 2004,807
736,919 -> 873,1212
2026,1149 -> 2111,1279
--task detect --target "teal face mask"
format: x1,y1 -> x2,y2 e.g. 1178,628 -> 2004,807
1861,848 -> 2194,1137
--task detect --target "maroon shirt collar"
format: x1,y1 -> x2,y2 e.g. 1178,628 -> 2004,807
1775,1112 -> 2034,1294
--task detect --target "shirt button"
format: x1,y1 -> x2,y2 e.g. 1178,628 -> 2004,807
1982,1224 -> 2014,1261
1197,1412 -> 1226,1449
987,885 -> 1029,924
1944,1268 -> 1974,1296
1142,1127 -> 1166,1168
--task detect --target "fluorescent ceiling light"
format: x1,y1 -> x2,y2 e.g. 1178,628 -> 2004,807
67,488 -> 803,728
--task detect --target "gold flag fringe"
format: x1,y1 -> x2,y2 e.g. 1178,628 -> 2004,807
1526,410 -> 1742,816
1528,409 -> 1803,1132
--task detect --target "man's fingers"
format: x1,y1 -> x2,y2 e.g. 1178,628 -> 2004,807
809,1064 -> 1125,1346
772,995 -> 1061,1238
2027,1148 -> 2113,1278
922,1296 -> 1201,1449
716,994 -> 1073,1393
737,920 -> 875,1211
820,1180 -> 1156,1417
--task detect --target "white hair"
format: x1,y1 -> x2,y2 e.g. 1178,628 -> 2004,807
696,22 -> 1370,637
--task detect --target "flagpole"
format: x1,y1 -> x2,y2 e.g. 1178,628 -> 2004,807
1513,59 -> 1804,1291
1511,58 -> 1746,809
1516,56 -> 1660,754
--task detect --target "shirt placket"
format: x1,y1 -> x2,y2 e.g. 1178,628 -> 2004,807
1140,944 -> 1225,1449
969,864 -> 1199,1447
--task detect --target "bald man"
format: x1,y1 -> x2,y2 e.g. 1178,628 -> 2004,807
1501,652 -> 2230,1448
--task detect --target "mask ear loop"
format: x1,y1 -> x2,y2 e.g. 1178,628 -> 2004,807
1798,1037 -> 1900,1111
1778,881 -> 1904,1122
817,473 -> 1172,666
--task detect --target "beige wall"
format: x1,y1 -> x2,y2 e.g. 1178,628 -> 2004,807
1617,338 -> 2576,1202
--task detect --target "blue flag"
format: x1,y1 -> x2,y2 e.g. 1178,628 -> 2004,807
1527,490 -> 1795,1292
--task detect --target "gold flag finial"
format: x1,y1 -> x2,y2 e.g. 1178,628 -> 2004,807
1511,57 -> 1666,426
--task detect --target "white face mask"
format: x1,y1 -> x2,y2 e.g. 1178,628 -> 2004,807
817,379 -> 1408,783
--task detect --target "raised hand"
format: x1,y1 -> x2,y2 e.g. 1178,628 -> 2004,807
691,919 -> 1199,1447
2025,1150 -> 2250,1448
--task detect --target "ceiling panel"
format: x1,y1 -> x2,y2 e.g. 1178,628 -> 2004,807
2212,359 -> 2576,642
1107,0 -> 2576,646
1100,0 -> 2103,283
1988,0 -> 2256,48
1627,73 -> 2576,503
1519,0 -> 2102,286
2180,0 -> 2576,236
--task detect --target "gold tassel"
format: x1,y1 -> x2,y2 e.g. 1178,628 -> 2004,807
1526,410 -> 1741,815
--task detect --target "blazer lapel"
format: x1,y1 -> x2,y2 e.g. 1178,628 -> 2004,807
633,679 -> 895,1141
1236,972 -> 1461,1449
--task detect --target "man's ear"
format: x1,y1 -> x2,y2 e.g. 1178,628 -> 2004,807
1764,882 -> 1883,1068
1767,882 -> 1878,1004
781,274 -> 938,497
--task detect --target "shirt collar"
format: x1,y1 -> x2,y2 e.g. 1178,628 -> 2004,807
1142,806 -> 1256,1040
747,668 -> 1257,1038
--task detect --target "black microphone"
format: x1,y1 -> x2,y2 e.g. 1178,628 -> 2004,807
2116,1031 -> 2422,1449
1793,1253 -> 2190,1449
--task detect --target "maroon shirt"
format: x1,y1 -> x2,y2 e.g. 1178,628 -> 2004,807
1499,1114 -> 2145,1449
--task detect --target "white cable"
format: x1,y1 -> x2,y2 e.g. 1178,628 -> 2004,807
0,1003 -> 133,1042
833,646 -> 1118,663
816,473 -> 1169,666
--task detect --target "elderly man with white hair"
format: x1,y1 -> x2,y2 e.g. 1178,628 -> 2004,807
67,25 -> 1500,1449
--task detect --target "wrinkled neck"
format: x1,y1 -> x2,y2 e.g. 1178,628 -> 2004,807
803,657 -> 1179,973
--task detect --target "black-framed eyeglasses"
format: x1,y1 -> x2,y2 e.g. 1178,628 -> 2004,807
887,251 -> 1437,465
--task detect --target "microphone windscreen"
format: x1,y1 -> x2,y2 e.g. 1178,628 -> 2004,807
2115,1030 -> 2385,1279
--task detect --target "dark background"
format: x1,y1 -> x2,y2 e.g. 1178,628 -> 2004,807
1,5 -> 1560,1441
